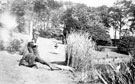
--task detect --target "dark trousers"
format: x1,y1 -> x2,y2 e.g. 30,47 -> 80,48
35,56 -> 51,67
27,43 -> 52,69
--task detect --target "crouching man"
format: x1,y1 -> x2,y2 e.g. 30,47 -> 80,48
19,29 -> 54,70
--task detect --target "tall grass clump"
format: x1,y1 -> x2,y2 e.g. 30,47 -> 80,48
95,59 -> 135,84
65,31 -> 96,82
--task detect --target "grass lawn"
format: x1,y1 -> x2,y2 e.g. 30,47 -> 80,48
94,46 -> 131,64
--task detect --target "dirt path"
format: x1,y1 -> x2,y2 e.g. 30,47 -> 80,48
0,38 -> 74,84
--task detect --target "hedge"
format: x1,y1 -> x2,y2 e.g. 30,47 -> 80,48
117,36 -> 135,56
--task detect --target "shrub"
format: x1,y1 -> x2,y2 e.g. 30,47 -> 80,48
39,29 -> 52,38
111,39 -> 119,46
39,29 -> 63,40
65,32 -> 96,82
0,40 -> 5,51
85,25 -> 111,43
117,36 -> 135,56
96,40 -> 112,46
7,39 -> 22,53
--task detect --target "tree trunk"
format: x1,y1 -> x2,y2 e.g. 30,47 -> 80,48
114,28 -> 117,39
30,20 -> 33,39
114,28 -> 117,46
119,21 -> 122,39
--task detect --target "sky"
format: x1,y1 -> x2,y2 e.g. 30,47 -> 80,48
56,0 -> 135,7
56,0 -> 117,7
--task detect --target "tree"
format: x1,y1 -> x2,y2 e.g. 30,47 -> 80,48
33,0 -> 62,30
61,4 -> 111,43
11,0 -> 26,33
108,0 -> 133,38
109,7 -> 125,38
85,25 -> 110,41
50,9 -> 64,28
128,3 -> 135,34
10,0 -> 62,34
61,8 -> 82,32
72,4 -> 90,26
98,5 -> 110,28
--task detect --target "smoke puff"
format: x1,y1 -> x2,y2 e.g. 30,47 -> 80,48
0,29 -> 11,47
0,12 -> 18,30
0,11 -> 18,46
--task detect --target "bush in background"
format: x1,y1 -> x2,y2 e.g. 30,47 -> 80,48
96,40 -> 112,46
111,39 -> 119,46
39,29 -> 52,38
0,40 -> 5,51
65,32 -> 96,82
39,28 -> 63,40
117,36 -> 135,56
7,39 -> 22,53
0,38 -> 23,53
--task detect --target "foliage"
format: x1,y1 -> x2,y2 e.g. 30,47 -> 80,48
72,4 -> 109,31
9,0 -> 62,34
0,40 -> 5,51
66,32 -> 95,69
65,32 -> 96,83
11,0 -> 26,33
39,29 -> 52,38
11,0 -> 26,17
7,39 -> 22,53
72,4 -> 90,25
61,8 -> 82,32
96,40 -> 111,46
33,0 -> 49,21
106,0 -> 134,38
33,0 -> 62,22
61,5 -> 111,44
39,28 -> 62,39
50,9 -> 64,28
95,60 -> 135,84
64,17 -> 82,32
84,25 -> 111,42
66,32 -> 135,84
16,16 -> 25,33
74,56 -> 135,84
128,4 -> 135,33
108,7 -> 125,38
47,0 -> 62,9
117,36 -> 135,55
111,39 -> 119,46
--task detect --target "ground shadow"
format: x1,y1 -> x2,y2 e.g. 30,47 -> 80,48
51,61 -> 66,65
49,52 -> 59,54
102,46 -> 129,55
